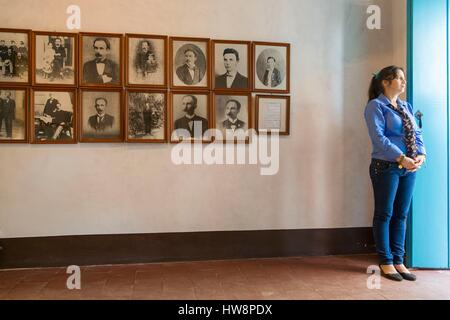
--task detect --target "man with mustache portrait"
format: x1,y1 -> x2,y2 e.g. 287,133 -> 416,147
83,37 -> 119,84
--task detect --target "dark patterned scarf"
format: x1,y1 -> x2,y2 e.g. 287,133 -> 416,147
388,103 -> 418,158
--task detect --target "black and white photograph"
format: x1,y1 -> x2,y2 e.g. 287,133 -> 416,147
213,92 -> 251,142
170,37 -> 209,89
0,88 -> 27,142
212,40 -> 251,91
80,33 -> 122,86
253,41 -> 290,93
126,34 -> 167,87
0,29 -> 30,84
126,90 -> 167,142
33,32 -> 77,86
170,91 -> 210,142
255,95 -> 290,135
80,89 -> 123,142
31,89 -> 76,144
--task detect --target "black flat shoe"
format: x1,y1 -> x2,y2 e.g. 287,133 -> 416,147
379,265 -> 403,282
398,272 -> 417,281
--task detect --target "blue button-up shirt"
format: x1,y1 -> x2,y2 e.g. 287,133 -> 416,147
364,93 -> 426,162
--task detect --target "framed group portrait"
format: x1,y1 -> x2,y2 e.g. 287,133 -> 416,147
126,90 -> 167,143
213,92 -> 251,143
0,28 -> 31,85
31,88 -> 77,144
170,37 -> 210,90
32,31 -> 78,86
0,87 -> 28,143
212,40 -> 251,92
253,41 -> 290,93
169,91 -> 211,143
255,95 -> 290,135
79,32 -> 123,87
125,34 -> 167,88
79,88 -> 124,142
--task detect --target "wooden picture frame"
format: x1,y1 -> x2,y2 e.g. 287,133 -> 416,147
125,89 -> 167,143
0,86 -> 29,143
212,91 -> 252,143
79,32 -> 123,87
169,90 -> 212,143
255,95 -> 290,135
0,28 -> 31,85
30,87 -> 77,144
170,37 -> 210,90
211,39 -> 251,92
79,88 -> 124,143
32,31 -> 78,87
125,34 -> 168,88
252,41 -> 290,94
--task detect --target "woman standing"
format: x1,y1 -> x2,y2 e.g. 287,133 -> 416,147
364,65 -> 426,281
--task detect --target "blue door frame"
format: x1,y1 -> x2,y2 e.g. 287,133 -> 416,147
407,0 -> 450,268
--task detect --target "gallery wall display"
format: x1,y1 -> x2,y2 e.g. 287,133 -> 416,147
0,28 -> 292,145
169,91 -> 211,143
79,32 -> 123,87
0,28 -> 31,85
170,37 -> 210,90
213,92 -> 251,143
31,87 -> 77,144
32,31 -> 78,87
126,89 -> 167,143
79,88 -> 124,142
211,40 -> 251,92
255,95 -> 290,135
0,87 -> 28,143
125,34 -> 168,88
253,41 -> 290,93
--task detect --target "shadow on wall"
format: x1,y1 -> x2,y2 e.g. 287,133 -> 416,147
341,1 -> 401,226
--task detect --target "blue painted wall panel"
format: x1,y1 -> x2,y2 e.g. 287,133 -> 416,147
408,0 -> 449,268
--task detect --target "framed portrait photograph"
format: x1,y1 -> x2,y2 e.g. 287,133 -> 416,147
79,32 -> 123,87
126,34 -> 167,88
253,42 -> 290,93
212,40 -> 251,91
126,90 -> 167,143
79,89 -> 123,142
169,91 -> 211,143
0,28 -> 31,84
255,95 -> 290,135
33,31 -> 78,86
0,87 -> 28,143
170,37 -> 210,90
213,92 -> 251,143
31,88 -> 77,144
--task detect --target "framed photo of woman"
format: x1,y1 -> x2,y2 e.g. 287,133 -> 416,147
33,31 -> 78,86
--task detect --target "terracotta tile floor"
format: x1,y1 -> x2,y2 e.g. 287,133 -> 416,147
0,254 -> 449,300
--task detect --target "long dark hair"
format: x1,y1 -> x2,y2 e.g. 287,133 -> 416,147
368,65 -> 405,102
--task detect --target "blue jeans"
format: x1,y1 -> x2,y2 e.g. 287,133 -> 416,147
369,158 -> 416,265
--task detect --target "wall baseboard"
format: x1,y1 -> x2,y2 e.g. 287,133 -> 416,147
0,228 -> 375,269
